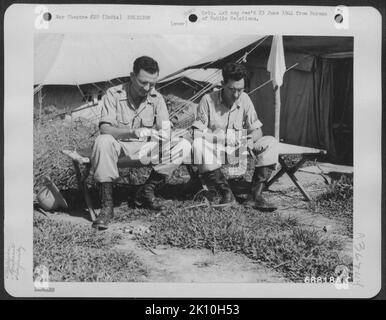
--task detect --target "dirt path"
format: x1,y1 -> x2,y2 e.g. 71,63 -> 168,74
46,212 -> 287,282
110,220 -> 287,283
268,172 -> 353,258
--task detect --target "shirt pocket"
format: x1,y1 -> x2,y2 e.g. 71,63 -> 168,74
116,111 -> 133,127
141,117 -> 154,128
117,119 -> 132,128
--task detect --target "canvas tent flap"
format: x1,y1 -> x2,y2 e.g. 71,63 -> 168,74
34,34 -> 203,85
183,35 -> 267,70
35,34 -> 66,86
184,35 -> 354,73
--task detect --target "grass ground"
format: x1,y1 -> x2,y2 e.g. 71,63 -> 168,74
33,213 -> 148,282
136,200 -> 351,282
34,172 -> 353,283
308,176 -> 353,236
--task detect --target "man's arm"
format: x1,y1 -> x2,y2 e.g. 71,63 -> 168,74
98,88 -> 161,140
244,94 -> 264,145
247,127 -> 263,143
154,95 -> 172,131
99,123 -> 138,140
100,123 -> 163,141
191,95 -> 221,142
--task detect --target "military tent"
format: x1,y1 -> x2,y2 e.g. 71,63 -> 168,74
33,34 -> 258,117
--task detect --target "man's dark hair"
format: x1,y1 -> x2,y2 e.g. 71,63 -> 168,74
133,56 -> 159,75
222,63 -> 247,84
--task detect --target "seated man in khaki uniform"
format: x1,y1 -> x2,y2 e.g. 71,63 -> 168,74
192,63 -> 278,211
91,56 -> 191,230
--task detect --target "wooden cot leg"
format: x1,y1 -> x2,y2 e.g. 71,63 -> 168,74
73,160 -> 97,222
266,155 -> 287,188
278,156 -> 312,201
288,155 -> 309,174
82,164 -> 97,221
266,167 -> 286,188
267,155 -> 314,201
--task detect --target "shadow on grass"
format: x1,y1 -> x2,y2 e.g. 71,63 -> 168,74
56,181 -> 201,218
53,177 -> 291,221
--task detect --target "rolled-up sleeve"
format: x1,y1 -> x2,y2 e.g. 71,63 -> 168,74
244,96 -> 262,131
99,89 -> 118,127
191,95 -> 209,131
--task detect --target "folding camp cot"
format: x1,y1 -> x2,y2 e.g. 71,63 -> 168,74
62,148 -> 198,222
63,142 -> 327,221
266,143 -> 327,201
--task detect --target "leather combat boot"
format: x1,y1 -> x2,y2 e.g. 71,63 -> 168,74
244,166 -> 277,212
92,182 -> 114,230
202,168 -> 235,207
181,165 -> 203,198
135,170 -> 167,211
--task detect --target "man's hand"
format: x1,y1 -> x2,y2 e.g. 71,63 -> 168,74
134,127 -> 154,138
249,144 -> 269,157
207,129 -> 240,146
157,128 -> 171,141
225,129 -> 239,147
134,127 -> 169,141
247,137 -> 255,151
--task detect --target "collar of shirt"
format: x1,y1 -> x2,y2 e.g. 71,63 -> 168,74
117,79 -> 157,112
218,89 -> 242,112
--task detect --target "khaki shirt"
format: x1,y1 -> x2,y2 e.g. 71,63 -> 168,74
99,80 -> 169,132
192,89 -> 262,132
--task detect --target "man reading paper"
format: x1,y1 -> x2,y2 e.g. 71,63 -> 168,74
91,56 -> 191,230
192,63 -> 278,211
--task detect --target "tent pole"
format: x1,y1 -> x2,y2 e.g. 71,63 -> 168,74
274,85 -> 281,140
38,87 -> 43,127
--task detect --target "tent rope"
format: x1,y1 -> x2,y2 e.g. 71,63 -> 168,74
168,36 -> 270,119
75,83 -> 87,100
157,35 -> 270,92
34,84 -> 44,95
91,82 -> 105,94
247,63 -> 299,95
157,59 -> 221,91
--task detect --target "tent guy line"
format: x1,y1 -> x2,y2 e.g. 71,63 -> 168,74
168,36 -> 270,119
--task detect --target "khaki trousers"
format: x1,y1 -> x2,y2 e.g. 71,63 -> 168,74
91,134 -> 192,183
191,135 -> 278,174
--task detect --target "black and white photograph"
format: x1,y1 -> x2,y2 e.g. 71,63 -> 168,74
3,4 -> 382,298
